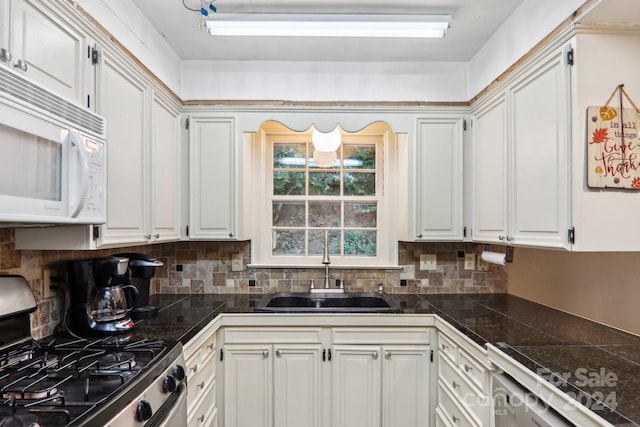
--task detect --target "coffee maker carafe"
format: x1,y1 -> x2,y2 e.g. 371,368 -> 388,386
67,256 -> 138,335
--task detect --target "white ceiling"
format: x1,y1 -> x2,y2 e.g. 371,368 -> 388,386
130,0 -> 526,62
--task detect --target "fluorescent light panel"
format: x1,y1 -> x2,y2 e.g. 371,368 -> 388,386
206,14 -> 450,38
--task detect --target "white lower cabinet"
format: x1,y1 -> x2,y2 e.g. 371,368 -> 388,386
436,324 -> 496,427
183,321 -> 218,427
332,345 -> 431,427
220,326 -> 434,427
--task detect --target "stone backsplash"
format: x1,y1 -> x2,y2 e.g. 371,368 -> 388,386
0,229 -> 506,339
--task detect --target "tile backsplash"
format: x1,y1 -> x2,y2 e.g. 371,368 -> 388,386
0,229 -> 506,339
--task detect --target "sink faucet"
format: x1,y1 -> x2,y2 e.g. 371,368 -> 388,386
310,230 -> 344,294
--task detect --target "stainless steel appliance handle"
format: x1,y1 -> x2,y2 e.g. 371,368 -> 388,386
144,382 -> 188,427
68,130 -> 89,218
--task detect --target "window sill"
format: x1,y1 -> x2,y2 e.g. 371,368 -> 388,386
247,264 -> 403,270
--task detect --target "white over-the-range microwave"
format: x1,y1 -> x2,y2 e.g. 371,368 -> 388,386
0,66 -> 106,225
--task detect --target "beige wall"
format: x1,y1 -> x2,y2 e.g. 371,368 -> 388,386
507,247 -> 640,335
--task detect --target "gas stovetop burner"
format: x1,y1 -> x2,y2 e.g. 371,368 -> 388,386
0,413 -> 40,427
95,351 -> 137,374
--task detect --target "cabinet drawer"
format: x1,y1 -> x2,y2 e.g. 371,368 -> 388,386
332,327 -> 430,345
187,352 -> 216,414
458,348 -> 489,391
224,327 -> 323,344
438,333 -> 458,363
435,406 -> 453,427
437,381 -> 479,427
439,355 -> 489,426
188,378 -> 217,427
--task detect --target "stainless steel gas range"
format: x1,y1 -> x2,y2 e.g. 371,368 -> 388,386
0,275 -> 187,427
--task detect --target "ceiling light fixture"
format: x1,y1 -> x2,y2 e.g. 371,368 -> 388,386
205,14 -> 450,38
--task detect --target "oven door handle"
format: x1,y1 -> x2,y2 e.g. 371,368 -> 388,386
143,382 -> 188,427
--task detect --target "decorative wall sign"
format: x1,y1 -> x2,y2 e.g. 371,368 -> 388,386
587,85 -> 640,189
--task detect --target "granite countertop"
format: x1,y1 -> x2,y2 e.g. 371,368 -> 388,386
128,292 -> 640,426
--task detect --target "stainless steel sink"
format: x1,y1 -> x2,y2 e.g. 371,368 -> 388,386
254,292 -> 403,313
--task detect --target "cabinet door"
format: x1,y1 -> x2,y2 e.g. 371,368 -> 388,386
151,92 -> 181,242
10,0 -> 86,104
472,96 -> 508,243
415,117 -> 464,240
382,346 -> 431,427
273,345 -> 323,427
509,47 -> 570,249
189,115 -> 237,239
224,345 -> 272,427
97,52 -> 149,246
332,346 -> 382,427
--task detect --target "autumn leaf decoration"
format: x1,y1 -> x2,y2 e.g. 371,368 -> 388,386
632,178 -> 640,190
590,127 -> 609,144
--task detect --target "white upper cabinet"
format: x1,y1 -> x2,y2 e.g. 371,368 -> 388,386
472,45 -> 571,249
188,114 -> 240,240
0,0 -> 88,105
412,116 -> 465,241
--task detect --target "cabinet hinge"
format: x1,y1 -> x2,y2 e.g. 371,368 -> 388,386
186,117 -> 190,130
568,227 -> 575,244
91,47 -> 99,65
186,225 -> 189,237
463,226 -> 467,238
566,48 -> 574,66
92,225 -> 100,240
87,95 -> 91,109
463,119 -> 467,131
430,350 -> 434,363
220,348 -> 224,361
328,348 -> 332,361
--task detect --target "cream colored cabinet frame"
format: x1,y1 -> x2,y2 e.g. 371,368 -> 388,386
1,0 -> 88,105
412,116 -> 465,241
471,45 -> 572,249
184,321 -> 218,427
188,114 -> 243,240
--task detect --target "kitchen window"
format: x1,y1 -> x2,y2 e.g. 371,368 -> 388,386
250,121 -> 400,268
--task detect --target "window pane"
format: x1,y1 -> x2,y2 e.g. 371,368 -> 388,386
309,172 -> 340,196
344,230 -> 377,256
273,201 -> 305,227
343,144 -> 375,169
309,202 -> 341,227
345,203 -> 377,227
273,171 -> 305,195
274,143 -> 306,169
273,230 -> 305,255
344,172 -> 375,196
308,230 -> 340,255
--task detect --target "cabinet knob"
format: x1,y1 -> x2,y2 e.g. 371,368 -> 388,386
198,381 -> 205,389
498,235 -> 505,241
229,232 -> 234,237
0,48 -> 11,63
506,235 -> 514,242
198,415 -> 205,423
144,234 -> 152,239
262,350 -> 269,358
464,364 -> 473,373
13,59 -> 27,72
452,381 -> 459,389
441,344 -> 448,351
154,233 -> 160,239
416,233 -> 423,239
384,351 -> 391,359
372,351 -> 378,359
207,343 -> 214,351
191,364 -> 198,373
452,415 -> 460,423
275,349 -> 282,357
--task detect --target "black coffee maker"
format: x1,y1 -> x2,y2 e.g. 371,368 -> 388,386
114,253 -> 164,320
66,256 -> 139,335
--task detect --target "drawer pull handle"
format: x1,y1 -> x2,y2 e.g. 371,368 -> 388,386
372,351 -> 378,359
385,351 -> 391,359
198,381 -> 205,389
452,415 -> 460,423
263,350 -> 269,358
452,381 -> 459,389
198,415 -> 205,423
441,344 -> 448,351
207,343 -> 214,350
464,364 -> 473,372
191,365 -> 198,373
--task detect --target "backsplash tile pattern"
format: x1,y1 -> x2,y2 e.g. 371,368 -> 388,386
0,230 -> 506,339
